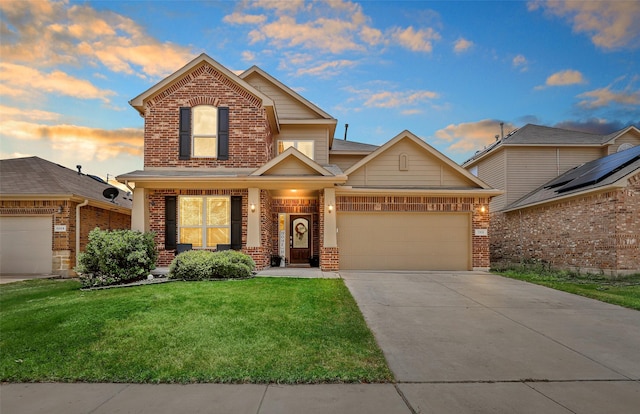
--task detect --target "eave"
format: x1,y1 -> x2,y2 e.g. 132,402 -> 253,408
0,194 -> 132,214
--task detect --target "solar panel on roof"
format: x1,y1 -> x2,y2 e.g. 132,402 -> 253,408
556,146 -> 640,193
545,164 -> 589,189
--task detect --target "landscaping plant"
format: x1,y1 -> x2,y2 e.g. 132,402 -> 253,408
76,228 -> 157,287
168,249 -> 256,280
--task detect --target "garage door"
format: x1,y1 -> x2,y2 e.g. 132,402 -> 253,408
337,212 -> 471,270
0,216 -> 52,274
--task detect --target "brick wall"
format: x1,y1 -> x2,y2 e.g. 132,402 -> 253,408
335,195 -> 491,269
491,172 -> 640,276
143,62 -> 272,169
0,199 -> 130,276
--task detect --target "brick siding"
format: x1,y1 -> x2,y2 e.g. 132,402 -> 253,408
491,172 -> 640,276
143,62 -> 272,169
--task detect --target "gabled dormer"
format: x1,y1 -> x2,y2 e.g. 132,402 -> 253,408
240,66 -> 337,165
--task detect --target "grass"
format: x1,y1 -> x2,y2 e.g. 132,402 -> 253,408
0,278 -> 393,384
493,266 -> 640,311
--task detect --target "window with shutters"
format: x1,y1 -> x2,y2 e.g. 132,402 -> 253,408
178,196 -> 230,248
192,105 -> 217,157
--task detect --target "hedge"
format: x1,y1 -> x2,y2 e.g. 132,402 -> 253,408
168,250 -> 256,280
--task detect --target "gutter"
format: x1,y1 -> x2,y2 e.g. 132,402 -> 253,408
75,199 -> 89,268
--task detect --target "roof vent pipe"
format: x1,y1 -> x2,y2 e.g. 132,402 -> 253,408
76,165 -> 82,175
500,122 -> 504,139
344,123 -> 349,140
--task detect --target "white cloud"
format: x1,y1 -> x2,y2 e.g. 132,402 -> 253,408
453,37 -> 473,53
578,83 -> 640,109
0,63 -> 116,103
346,86 -> 440,110
435,119 -> 517,152
512,54 -> 528,71
295,59 -> 357,77
529,0 -> 640,50
535,69 -> 586,89
390,26 -> 440,53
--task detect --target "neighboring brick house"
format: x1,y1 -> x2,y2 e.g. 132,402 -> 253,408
118,53 -> 501,271
0,157 -> 132,276
462,124 -> 640,275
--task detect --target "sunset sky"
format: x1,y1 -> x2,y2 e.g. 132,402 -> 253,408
1,0 -> 639,185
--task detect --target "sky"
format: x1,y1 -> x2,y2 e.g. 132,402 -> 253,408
1,0 -> 639,187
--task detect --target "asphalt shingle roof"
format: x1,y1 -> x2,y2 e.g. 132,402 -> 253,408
0,156 -> 132,209
505,146 -> 640,211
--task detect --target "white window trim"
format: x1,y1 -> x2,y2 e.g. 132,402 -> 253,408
192,105 -> 218,158
178,195 -> 230,248
277,140 -> 315,160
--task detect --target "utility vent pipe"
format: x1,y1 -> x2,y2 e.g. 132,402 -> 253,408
344,123 -> 349,140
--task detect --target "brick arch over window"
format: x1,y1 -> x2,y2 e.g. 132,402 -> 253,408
188,96 -> 221,107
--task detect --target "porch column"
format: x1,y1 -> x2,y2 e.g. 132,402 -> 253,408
323,188 -> 337,247
131,187 -> 146,232
247,187 -> 261,247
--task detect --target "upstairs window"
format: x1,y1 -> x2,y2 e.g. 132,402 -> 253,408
179,106 -> 229,160
278,140 -> 314,160
192,105 -> 218,157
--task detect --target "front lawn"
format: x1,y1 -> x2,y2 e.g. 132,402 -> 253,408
494,268 -> 640,311
0,278 -> 392,384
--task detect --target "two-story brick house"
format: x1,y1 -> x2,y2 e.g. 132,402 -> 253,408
118,54 -> 500,271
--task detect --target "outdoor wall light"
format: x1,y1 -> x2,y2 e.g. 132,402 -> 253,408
328,204 -> 334,213
480,205 -> 486,213
250,203 -> 256,213
57,206 -> 63,214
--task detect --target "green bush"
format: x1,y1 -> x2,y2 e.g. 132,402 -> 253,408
168,250 -> 255,281
76,228 -> 157,287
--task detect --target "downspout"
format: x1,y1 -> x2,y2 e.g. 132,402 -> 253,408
76,199 -> 89,267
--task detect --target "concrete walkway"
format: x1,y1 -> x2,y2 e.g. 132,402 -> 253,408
2,270 -> 639,413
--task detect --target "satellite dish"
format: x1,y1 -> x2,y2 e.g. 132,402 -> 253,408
102,187 -> 120,203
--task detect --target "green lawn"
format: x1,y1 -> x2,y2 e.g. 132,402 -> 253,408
494,268 -> 640,311
0,278 -> 392,384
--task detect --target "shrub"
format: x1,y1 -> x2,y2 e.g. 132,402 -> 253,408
168,250 -> 255,281
76,228 -> 157,287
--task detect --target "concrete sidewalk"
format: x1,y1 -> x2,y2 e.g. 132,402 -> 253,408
2,270 -> 639,413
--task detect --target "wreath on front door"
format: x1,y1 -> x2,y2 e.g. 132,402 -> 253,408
295,222 -> 307,240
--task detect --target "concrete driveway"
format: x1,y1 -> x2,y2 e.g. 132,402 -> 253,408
342,270 -> 640,413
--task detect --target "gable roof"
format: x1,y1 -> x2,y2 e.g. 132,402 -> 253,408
251,147 -> 334,177
463,124 -> 640,167
0,157 -> 132,210
129,53 -> 279,132
330,139 -> 379,154
504,145 -> 640,212
345,130 -> 495,190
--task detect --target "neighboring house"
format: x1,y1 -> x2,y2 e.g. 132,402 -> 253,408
495,146 -> 640,275
0,157 -> 132,276
117,53 -> 501,271
462,124 -> 640,275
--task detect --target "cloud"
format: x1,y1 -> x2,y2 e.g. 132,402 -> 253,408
0,63 -> 116,103
578,85 -> 640,109
0,0 -> 194,79
0,105 -> 61,122
225,0 -> 440,60
294,59 -> 357,77
512,54 -> 528,71
453,37 -> 473,53
0,118 -> 143,160
241,50 -> 257,62
345,86 -> 440,111
553,118 -> 628,135
529,0 -> 640,50
535,69 -> 586,89
390,26 -> 440,53
434,119 -> 517,152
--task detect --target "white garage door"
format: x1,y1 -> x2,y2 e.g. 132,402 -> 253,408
0,216 -> 53,274
337,212 -> 471,271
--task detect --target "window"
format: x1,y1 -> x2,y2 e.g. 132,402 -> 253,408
192,105 -> 217,157
278,140 -> 314,160
178,196 -> 230,248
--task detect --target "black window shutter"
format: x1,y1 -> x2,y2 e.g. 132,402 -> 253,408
165,196 -> 177,250
230,196 -> 242,250
179,107 -> 191,160
218,107 -> 229,160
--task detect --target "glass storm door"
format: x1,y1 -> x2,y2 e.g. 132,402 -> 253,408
290,215 -> 310,264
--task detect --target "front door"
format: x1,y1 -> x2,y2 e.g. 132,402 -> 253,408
290,215 -> 310,264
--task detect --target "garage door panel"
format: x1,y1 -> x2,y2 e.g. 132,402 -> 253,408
0,216 -> 53,274
337,212 -> 470,271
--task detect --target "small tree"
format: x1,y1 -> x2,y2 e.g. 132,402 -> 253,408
76,228 -> 157,287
